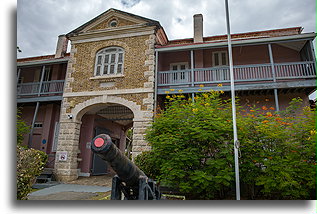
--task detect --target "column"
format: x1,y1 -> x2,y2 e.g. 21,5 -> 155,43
54,121 -> 81,181
131,120 -> 152,160
268,43 -> 280,112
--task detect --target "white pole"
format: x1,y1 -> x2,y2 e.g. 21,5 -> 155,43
225,0 -> 240,200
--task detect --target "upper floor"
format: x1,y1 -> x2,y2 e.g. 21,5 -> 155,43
17,54 -> 69,103
156,26 -> 316,95
17,9 -> 316,103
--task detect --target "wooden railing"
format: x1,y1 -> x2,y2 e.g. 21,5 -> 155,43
17,80 -> 64,96
158,61 -> 316,86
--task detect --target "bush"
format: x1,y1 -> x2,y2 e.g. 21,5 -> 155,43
134,151 -> 161,180
238,98 -> 316,199
143,90 -> 316,199
17,145 -> 48,200
145,90 -> 235,199
17,108 -> 30,146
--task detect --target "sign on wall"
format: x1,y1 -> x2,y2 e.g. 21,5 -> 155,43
58,151 -> 68,161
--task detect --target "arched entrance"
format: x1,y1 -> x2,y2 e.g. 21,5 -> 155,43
78,103 -> 134,176
54,95 -> 153,181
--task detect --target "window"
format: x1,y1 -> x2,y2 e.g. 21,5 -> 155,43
94,47 -> 124,76
109,19 -> 118,27
34,122 -> 43,128
212,51 -> 228,66
169,62 -> 189,83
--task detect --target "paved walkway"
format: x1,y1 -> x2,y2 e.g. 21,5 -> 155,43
28,184 -> 111,200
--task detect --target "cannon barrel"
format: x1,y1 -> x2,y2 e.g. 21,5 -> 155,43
91,134 -> 145,187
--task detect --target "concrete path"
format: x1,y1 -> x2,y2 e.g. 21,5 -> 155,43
28,184 -> 111,200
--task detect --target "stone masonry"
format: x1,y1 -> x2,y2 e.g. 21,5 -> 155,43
54,10 -> 158,181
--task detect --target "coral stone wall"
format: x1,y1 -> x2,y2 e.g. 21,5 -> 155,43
55,33 -> 156,181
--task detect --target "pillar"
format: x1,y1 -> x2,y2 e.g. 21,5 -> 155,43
54,121 -> 81,181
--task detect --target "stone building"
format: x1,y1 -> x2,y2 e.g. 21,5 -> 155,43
17,8 -> 316,181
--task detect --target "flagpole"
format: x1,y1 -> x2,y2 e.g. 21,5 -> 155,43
225,0 -> 240,200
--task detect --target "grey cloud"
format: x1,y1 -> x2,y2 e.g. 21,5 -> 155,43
17,0 -> 316,58
121,0 -> 141,8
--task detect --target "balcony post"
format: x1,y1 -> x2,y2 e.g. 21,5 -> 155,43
309,40 -> 316,67
190,50 -> 194,86
38,65 -> 46,96
190,50 -> 195,100
17,68 -> 21,84
268,43 -> 280,112
28,101 -> 40,148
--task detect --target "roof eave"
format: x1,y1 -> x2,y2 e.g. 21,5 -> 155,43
155,32 -> 316,52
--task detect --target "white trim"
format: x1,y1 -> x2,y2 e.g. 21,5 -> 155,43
94,47 -> 124,77
63,88 -> 154,98
72,30 -> 154,44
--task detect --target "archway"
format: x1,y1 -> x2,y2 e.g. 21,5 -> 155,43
54,95 -> 152,181
77,103 -> 134,176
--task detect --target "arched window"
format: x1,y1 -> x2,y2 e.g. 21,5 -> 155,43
94,47 -> 124,76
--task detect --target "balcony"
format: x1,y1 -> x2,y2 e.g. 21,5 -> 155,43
157,61 -> 316,93
17,80 -> 65,103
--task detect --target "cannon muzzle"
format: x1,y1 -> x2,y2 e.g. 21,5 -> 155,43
91,134 -> 145,187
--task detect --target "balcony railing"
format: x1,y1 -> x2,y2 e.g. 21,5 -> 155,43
158,61 -> 316,86
17,80 -> 64,96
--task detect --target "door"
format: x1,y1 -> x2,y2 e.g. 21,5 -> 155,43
91,127 -> 111,175
170,63 -> 189,84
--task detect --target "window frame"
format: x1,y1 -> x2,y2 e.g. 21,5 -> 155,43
94,47 -> 124,77
212,51 -> 228,67
169,62 -> 189,82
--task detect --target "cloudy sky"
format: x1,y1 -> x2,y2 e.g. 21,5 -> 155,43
17,0 -> 315,58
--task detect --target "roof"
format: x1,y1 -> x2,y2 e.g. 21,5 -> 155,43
17,53 -> 70,67
156,27 -> 304,49
67,8 -> 162,37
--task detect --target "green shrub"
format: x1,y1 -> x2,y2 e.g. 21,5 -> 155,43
16,108 -> 30,146
145,90 -> 235,199
134,151 -> 161,180
238,98 -> 316,199
144,90 -> 316,199
17,145 -> 48,200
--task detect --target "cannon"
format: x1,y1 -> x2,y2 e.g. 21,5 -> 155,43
91,134 -> 161,200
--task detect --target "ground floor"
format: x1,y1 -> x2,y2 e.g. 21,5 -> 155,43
18,87 -> 314,182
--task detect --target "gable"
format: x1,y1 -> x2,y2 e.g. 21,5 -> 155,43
67,8 -> 161,36
86,15 -> 141,32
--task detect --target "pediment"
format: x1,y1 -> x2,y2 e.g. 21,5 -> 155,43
68,8 -> 160,36
86,15 -> 139,32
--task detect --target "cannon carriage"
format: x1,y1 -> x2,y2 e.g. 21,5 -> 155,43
91,134 -> 161,200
